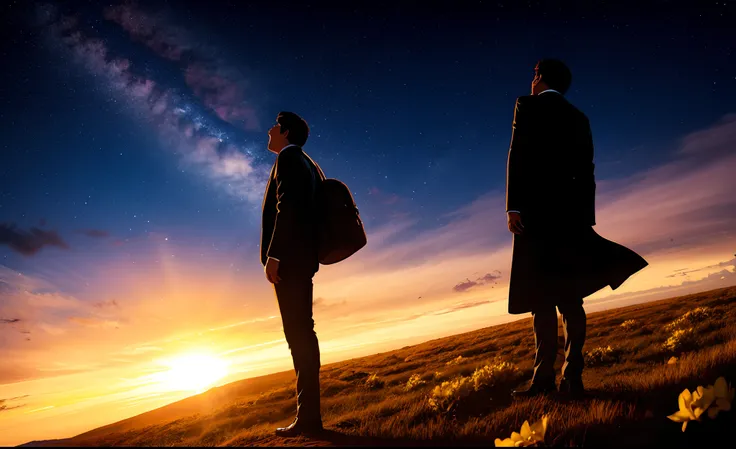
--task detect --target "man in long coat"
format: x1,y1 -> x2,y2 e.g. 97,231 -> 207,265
506,59 -> 648,397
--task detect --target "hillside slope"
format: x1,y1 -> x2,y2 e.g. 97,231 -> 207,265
20,285 -> 736,447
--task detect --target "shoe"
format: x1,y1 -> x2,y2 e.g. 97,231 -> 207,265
511,381 -> 556,398
559,377 -> 585,398
274,417 -> 324,437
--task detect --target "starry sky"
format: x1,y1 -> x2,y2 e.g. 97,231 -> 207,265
1,0 -> 736,445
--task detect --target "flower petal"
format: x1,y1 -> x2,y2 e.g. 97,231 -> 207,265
495,437 -> 516,447
714,377 -> 728,398
520,421 -> 532,440
716,398 -> 731,412
679,389 -> 692,412
702,386 -> 716,406
529,417 -> 547,442
708,407 -> 720,419
540,415 -> 549,438
693,406 -> 706,419
668,410 -> 690,422
682,421 -> 688,432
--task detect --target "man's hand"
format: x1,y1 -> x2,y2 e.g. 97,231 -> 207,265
507,212 -> 524,235
265,257 -> 281,284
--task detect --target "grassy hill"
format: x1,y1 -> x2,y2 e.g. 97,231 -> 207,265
20,285 -> 736,447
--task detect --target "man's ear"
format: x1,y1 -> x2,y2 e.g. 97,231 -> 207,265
282,129 -> 289,140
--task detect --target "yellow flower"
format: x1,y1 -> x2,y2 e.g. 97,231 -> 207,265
404,374 -> 426,391
494,431 -> 524,447
708,376 -> 735,419
667,386 -> 715,431
494,415 -> 548,447
428,376 -> 473,411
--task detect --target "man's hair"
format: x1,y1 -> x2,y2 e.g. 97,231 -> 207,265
276,111 -> 309,146
536,59 -> 572,95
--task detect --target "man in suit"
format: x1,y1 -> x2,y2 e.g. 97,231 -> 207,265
505,60 -> 648,398
261,111 -> 325,435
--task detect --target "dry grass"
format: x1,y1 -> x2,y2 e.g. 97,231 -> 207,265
20,285 -> 736,448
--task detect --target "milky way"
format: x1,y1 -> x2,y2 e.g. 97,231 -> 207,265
35,3 -> 269,205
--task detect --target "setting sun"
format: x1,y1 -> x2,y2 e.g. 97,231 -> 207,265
152,353 -> 229,394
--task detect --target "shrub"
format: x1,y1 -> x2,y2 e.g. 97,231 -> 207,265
365,373 -> 384,390
428,360 -> 521,412
620,319 -> 637,331
664,307 -> 712,333
446,355 -> 464,366
585,345 -> 622,366
404,374 -> 427,392
663,327 -> 696,352
428,376 -> 473,412
471,360 -> 521,391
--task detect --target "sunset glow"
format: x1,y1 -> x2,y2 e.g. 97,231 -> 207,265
150,353 -> 230,394
2,0 -> 735,447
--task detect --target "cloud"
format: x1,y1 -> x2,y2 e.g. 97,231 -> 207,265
433,300 -> 491,315
665,257 -> 736,279
37,4 -> 268,206
584,256 -> 736,311
452,279 -> 478,293
367,187 -> 402,205
93,299 -> 119,309
116,345 -> 163,356
103,3 -> 260,131
0,266 -> 108,336
0,397 -> 27,412
593,116 -> 736,253
452,271 -> 502,293
78,229 -> 110,238
68,317 -> 121,329
313,297 -> 348,311
0,223 -> 69,256
478,271 -> 502,283
678,113 -> 736,159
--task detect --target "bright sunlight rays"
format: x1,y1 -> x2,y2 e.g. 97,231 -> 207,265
151,353 -> 230,394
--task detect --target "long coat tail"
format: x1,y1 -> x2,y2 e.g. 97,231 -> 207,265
508,227 -> 648,314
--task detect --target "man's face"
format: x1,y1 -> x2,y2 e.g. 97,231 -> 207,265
267,122 -> 288,153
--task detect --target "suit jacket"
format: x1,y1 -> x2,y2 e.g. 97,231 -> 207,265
505,93 -> 648,313
505,92 -> 596,229
261,145 -> 325,278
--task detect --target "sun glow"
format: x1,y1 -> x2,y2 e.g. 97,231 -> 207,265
151,353 -> 229,393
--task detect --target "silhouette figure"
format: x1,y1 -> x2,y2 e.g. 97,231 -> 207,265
505,60 -> 648,398
261,111 -> 325,436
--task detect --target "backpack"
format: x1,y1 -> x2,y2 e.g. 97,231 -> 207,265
316,178 -> 367,265
302,152 -> 366,265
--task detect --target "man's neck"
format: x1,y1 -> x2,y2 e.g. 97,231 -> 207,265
273,143 -> 299,154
